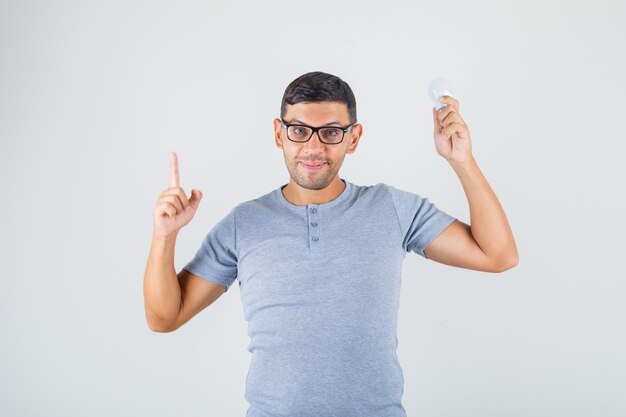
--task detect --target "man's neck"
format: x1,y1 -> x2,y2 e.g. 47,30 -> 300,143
281,177 -> 346,206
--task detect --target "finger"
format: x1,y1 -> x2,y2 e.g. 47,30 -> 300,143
438,95 -> 459,107
441,111 -> 461,127
441,122 -> 456,139
442,122 -> 467,139
188,189 -> 203,210
439,106 -> 464,127
169,152 -> 180,188
158,193 -> 183,213
167,187 -> 190,209
161,187 -> 187,209
164,204 -> 176,220
436,104 -> 452,124
433,107 -> 443,132
158,202 -> 177,220
438,96 -> 459,116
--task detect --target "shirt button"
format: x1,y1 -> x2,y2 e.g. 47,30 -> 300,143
310,208 -> 317,213
312,236 -> 319,242
311,221 -> 318,227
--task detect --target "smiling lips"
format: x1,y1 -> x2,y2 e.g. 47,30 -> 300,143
300,161 -> 326,170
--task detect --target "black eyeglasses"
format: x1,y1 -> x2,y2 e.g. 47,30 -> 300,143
280,118 -> 355,144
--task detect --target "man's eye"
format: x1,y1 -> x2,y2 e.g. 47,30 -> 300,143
326,129 -> 339,136
294,128 -> 305,134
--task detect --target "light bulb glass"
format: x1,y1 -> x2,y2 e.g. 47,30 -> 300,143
428,77 -> 454,111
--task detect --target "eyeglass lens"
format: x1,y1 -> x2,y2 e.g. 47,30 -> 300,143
287,126 -> 344,143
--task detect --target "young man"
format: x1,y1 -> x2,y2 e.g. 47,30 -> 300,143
144,71 -> 519,417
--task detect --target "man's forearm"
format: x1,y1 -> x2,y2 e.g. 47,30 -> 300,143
449,156 -> 518,266
143,233 -> 183,331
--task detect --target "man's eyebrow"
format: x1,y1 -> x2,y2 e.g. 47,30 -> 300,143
289,118 -> 345,126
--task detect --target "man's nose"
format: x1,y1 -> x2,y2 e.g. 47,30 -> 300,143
303,131 -> 325,150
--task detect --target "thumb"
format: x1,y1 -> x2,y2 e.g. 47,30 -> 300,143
433,107 -> 443,134
188,189 -> 203,210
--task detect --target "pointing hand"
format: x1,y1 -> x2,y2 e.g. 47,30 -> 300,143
153,152 -> 203,239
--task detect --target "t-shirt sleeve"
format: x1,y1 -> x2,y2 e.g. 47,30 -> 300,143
387,184 -> 457,259
182,207 -> 238,291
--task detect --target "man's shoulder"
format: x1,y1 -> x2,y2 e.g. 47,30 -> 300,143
371,182 -> 425,199
353,181 -> 393,198
352,182 -> 429,210
231,187 -> 280,214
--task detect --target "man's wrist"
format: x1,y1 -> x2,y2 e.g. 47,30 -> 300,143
448,155 -> 478,177
152,232 -> 178,247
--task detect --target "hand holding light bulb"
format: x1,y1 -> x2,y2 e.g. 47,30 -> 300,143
428,77 -> 454,111
427,77 -> 473,165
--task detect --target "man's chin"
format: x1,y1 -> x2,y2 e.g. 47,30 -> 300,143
295,179 -> 329,190
293,174 -> 333,191
287,163 -> 338,190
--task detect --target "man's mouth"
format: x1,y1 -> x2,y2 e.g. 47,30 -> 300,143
300,162 -> 326,170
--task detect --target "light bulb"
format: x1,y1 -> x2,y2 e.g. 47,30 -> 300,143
428,77 -> 454,111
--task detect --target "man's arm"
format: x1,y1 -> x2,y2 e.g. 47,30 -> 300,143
425,95 -> 518,272
168,269 -> 227,332
144,233 -> 228,333
424,156 -> 519,272
144,233 -> 184,331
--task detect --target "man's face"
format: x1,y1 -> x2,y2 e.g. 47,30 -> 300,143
273,101 -> 362,191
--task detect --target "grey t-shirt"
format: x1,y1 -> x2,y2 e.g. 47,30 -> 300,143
183,179 -> 457,417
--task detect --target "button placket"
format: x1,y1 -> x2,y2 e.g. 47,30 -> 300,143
308,205 -> 320,252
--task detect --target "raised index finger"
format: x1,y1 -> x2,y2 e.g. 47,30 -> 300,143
169,151 -> 180,188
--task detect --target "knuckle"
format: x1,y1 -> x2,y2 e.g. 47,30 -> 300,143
175,188 -> 189,203
167,195 -> 182,208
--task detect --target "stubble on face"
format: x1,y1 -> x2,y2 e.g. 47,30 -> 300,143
283,152 -> 346,191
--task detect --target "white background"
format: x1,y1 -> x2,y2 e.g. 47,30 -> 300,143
1,0 -> 625,416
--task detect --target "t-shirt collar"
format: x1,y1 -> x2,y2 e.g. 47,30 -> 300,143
274,178 -> 353,211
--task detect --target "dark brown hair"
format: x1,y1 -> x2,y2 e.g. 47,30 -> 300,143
280,71 -> 357,124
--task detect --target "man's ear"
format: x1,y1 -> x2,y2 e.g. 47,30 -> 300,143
345,123 -> 363,154
274,118 -> 284,149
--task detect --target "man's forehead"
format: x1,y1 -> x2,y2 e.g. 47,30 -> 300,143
284,101 -> 350,125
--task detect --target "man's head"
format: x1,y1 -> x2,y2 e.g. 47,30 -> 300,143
274,71 -> 363,191
280,71 -> 357,125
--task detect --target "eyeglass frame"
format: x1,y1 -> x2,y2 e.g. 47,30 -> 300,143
280,118 -> 356,144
